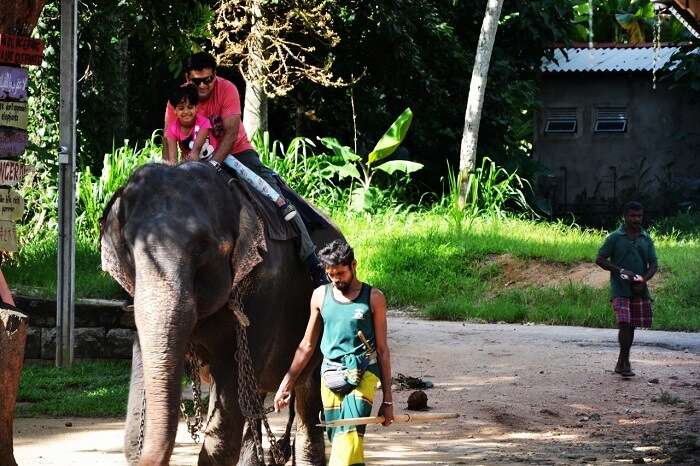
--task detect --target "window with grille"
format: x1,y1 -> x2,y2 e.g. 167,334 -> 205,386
595,107 -> 627,133
544,108 -> 577,133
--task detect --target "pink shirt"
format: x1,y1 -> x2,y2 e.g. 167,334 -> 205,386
165,77 -> 254,155
166,113 -> 217,158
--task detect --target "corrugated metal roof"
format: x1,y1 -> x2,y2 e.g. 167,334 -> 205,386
542,47 -> 680,73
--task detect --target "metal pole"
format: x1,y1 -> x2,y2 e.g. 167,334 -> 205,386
56,0 -> 77,368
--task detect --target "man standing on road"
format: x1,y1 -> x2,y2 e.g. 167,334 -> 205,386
596,201 -> 658,377
274,240 -> 394,466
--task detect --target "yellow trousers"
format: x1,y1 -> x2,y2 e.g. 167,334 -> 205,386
321,371 -> 379,466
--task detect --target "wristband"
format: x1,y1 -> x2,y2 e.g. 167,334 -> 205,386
382,401 -> 393,406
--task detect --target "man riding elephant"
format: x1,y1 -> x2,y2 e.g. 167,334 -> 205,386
101,161 -> 339,465
163,52 -> 328,287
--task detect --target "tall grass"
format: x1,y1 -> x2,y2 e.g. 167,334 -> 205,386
77,132 -> 161,243
252,131 -> 348,210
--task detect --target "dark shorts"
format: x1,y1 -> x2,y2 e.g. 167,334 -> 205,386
612,297 -> 653,328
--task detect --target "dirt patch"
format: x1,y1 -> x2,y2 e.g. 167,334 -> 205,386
486,254 -> 665,291
13,318 -> 700,465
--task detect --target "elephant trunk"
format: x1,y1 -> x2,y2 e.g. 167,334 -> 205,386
132,246 -> 196,466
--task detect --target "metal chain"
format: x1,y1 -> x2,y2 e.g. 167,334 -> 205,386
180,347 -> 205,444
137,388 -> 146,457
232,296 -> 286,465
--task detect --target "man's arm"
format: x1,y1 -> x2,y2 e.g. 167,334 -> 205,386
211,115 -> 240,162
371,288 -> 394,426
273,286 -> 324,411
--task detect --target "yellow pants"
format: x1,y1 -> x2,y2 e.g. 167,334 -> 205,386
321,371 -> 379,466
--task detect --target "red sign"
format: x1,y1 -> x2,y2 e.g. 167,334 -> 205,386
0,129 -> 27,158
0,66 -> 28,101
0,34 -> 44,67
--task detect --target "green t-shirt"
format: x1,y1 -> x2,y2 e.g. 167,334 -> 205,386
597,225 -> 657,298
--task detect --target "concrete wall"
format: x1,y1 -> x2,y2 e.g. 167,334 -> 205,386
14,296 -> 135,360
534,72 -> 700,218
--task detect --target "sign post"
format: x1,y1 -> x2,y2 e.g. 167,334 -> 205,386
56,0 -> 77,368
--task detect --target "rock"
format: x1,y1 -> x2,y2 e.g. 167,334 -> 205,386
407,390 -> 428,411
23,327 -> 41,359
648,378 -> 659,384
632,457 -> 645,464
64,422 -> 72,427
581,457 -> 597,463
588,413 -> 601,421
40,327 -> 56,360
540,408 -> 559,417
73,328 -> 106,358
104,328 -> 135,358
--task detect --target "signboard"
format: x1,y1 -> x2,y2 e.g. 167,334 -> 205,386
0,34 -> 44,67
0,189 -> 23,221
0,66 -> 28,101
0,220 -> 17,252
0,129 -> 27,158
0,160 -> 33,186
0,101 -> 27,130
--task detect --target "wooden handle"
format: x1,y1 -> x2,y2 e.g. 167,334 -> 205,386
317,412 -> 459,428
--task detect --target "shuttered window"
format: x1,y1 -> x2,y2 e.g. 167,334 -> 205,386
595,107 -> 627,133
544,108 -> 577,133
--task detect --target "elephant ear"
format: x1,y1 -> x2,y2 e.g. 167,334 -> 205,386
100,192 -> 136,296
229,200 -> 267,291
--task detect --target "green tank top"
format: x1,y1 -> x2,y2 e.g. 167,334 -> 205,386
320,283 -> 375,362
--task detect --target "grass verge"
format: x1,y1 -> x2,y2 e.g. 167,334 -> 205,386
17,361 -> 130,417
5,212 -> 700,331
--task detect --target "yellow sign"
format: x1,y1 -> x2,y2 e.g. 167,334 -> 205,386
0,188 -> 23,221
0,101 -> 27,130
0,220 -> 17,252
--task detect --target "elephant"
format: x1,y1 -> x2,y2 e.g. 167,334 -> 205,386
100,161 -> 341,466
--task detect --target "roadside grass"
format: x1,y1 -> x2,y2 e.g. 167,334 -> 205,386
4,228 -> 126,300
17,361 -> 130,417
5,211 -> 700,331
337,212 -> 700,332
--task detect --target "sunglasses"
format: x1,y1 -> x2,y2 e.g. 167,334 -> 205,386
190,75 -> 215,86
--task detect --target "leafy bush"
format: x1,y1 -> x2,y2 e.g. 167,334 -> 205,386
252,131 -> 346,209
77,132 -> 161,243
318,108 -> 422,213
439,157 -> 533,232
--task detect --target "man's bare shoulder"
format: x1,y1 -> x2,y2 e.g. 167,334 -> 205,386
369,287 -> 386,305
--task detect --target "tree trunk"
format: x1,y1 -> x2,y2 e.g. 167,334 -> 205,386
242,0 -> 268,139
0,308 -> 29,466
458,0 -> 504,207
243,79 -> 268,140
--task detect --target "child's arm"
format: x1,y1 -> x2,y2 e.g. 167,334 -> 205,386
189,127 -> 209,160
165,135 -> 179,165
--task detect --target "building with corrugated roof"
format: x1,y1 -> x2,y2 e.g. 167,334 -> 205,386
533,45 -> 700,221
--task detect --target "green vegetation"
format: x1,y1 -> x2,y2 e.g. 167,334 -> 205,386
7,208 -> 700,331
16,361 -> 130,417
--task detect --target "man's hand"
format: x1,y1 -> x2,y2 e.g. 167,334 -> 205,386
378,401 -> 394,427
273,382 -> 292,412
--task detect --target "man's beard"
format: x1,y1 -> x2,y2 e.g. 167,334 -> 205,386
333,271 -> 355,292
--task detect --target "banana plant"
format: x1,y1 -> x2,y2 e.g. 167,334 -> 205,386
319,108 -> 423,212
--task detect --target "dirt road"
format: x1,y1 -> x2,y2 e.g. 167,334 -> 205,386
13,315 -> 700,465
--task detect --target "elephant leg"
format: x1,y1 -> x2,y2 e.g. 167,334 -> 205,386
293,372 -> 326,466
238,414 -> 265,466
198,363 -> 245,466
124,335 -> 145,466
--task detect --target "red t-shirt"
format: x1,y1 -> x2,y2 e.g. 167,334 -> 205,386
165,77 -> 253,155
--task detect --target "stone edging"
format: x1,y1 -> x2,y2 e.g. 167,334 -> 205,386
14,295 -> 135,360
